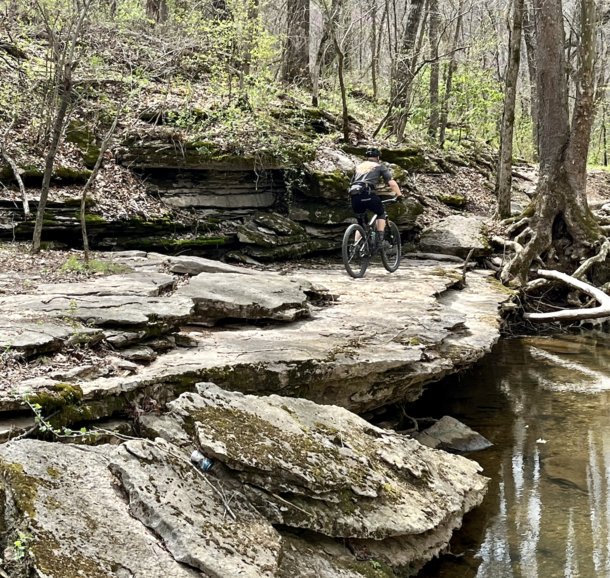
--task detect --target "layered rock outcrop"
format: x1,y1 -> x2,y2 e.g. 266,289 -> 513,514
0,251 -> 509,577
0,383 -> 487,578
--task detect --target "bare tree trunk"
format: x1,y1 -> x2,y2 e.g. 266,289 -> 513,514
315,0 -> 343,73
146,0 -> 168,22
502,0 -> 601,285
80,114 -> 120,262
32,79 -> 70,253
390,0 -> 425,137
496,0 -> 525,219
0,122 -> 29,217
602,105 -> 608,166
333,34 -> 350,142
371,0 -> 378,99
32,0 -> 91,253
439,3 -> 464,148
283,0 -> 310,85
523,0 -> 539,158
427,0 -> 440,139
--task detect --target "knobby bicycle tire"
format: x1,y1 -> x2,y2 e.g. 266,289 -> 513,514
381,220 -> 401,273
342,223 -> 370,278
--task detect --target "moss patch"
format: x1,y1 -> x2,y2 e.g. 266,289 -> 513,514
437,193 -> 467,208
0,462 -> 40,518
27,383 -> 84,414
32,531 -> 116,578
66,120 -> 101,169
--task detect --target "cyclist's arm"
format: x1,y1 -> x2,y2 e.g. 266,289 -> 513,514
388,179 -> 403,197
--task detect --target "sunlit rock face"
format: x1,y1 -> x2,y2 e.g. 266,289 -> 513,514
0,383 -> 488,578
0,255 -> 508,419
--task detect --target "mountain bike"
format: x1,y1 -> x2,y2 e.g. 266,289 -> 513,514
341,197 -> 401,278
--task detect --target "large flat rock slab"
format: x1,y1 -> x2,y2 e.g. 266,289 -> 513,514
168,383 -> 488,540
0,293 -> 194,327
176,272 -> 321,322
0,257 -> 509,418
94,263 -> 502,413
0,389 -> 487,578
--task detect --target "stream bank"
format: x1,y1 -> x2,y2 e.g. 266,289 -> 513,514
412,333 -> 610,578
0,247 -> 510,578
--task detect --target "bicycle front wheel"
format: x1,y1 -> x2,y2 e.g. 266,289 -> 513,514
381,221 -> 401,272
342,224 -> 370,278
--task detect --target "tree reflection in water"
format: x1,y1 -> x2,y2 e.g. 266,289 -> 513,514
414,332 -> 610,578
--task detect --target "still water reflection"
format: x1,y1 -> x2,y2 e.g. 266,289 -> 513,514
414,332 -> 610,578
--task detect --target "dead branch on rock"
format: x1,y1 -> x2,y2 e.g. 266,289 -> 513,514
524,270 -> 610,322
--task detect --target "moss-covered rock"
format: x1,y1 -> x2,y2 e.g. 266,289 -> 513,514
342,145 -> 442,174
253,212 -> 307,236
26,383 -> 84,414
66,120 -> 101,169
437,192 -> 467,208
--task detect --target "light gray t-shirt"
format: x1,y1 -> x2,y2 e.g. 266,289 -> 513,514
352,160 -> 393,191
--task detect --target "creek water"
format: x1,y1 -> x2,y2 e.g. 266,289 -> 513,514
412,332 -> 610,578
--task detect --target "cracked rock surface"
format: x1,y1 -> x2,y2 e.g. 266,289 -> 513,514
0,383 -> 487,578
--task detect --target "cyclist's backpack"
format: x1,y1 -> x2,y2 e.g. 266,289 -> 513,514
348,180 -> 369,196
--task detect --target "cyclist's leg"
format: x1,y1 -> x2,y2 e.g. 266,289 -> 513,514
350,194 -> 368,240
368,194 -> 385,230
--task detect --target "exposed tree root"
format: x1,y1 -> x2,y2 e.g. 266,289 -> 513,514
571,238 -> 610,280
491,235 -> 523,254
506,216 -> 531,235
523,270 -> 610,322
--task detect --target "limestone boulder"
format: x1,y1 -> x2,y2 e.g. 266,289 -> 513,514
419,215 -> 492,258
0,440 -> 201,578
156,383 -> 488,569
175,271 -> 326,323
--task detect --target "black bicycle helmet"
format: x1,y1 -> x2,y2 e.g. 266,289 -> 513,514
365,147 -> 381,158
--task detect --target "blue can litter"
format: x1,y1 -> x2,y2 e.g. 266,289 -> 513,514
190,450 -> 214,472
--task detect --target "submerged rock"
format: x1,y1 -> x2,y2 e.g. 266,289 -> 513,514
416,415 -> 493,453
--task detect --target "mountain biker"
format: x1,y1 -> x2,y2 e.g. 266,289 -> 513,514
348,147 -> 403,251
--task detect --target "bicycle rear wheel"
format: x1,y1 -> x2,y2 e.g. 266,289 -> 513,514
381,221 -> 401,272
342,224 -> 370,278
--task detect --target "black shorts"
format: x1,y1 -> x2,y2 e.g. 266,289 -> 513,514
351,191 -> 384,221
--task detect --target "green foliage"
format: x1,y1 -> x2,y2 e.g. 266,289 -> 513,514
13,531 -> 32,560
60,255 -> 131,275
446,65 -> 503,144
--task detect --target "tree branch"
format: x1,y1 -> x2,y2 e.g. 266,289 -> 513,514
524,269 -> 610,322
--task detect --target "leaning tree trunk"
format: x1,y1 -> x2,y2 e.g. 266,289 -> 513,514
438,4 -> 463,148
390,0 -> 425,139
496,0 -> 525,219
501,0 -> 600,285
